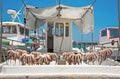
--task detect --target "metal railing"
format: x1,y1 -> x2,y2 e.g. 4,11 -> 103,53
95,40 -> 120,60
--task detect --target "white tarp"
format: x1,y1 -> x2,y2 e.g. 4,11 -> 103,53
73,7 -> 94,34
25,4 -> 94,34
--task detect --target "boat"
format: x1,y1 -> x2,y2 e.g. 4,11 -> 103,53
1,9 -> 31,50
99,27 -> 120,58
100,27 -> 119,47
0,0 -> 120,79
2,22 -> 29,45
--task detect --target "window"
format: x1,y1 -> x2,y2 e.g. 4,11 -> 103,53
65,23 -> 69,37
19,26 -> 24,35
25,29 -> 29,36
60,23 -> 64,36
55,23 -> 59,36
2,26 -> 17,34
12,26 -> 17,33
19,25 -> 29,36
101,29 -> 107,36
110,29 -> 119,37
9,26 -> 12,33
3,26 -> 9,33
55,23 -> 64,36
47,22 -> 54,35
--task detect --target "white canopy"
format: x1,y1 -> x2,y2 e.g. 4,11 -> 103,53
25,4 -> 94,34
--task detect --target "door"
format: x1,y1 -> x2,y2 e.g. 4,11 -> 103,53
47,21 -> 54,52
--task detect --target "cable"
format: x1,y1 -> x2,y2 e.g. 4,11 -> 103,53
81,0 -> 96,19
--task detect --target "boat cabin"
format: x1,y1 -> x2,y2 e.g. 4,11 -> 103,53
2,22 -> 29,45
24,4 -> 94,53
99,27 -> 119,47
46,19 -> 72,53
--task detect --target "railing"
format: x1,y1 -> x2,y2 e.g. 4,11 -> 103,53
98,40 -> 119,49
0,37 -> 27,62
1,38 -> 26,49
94,40 -> 120,60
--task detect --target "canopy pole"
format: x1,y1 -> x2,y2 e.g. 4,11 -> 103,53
22,0 -> 28,51
0,0 -> 2,62
24,16 -> 27,51
118,0 -> 120,47
91,32 -> 94,52
58,0 -> 61,7
80,33 -> 83,52
116,0 -> 120,60
119,0 -> 120,42
81,33 -> 83,42
22,0 -> 29,51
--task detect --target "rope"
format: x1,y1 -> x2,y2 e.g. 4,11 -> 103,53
72,0 -> 96,20
21,0 -> 42,19
59,35 -> 64,52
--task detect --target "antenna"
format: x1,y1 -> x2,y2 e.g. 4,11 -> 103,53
56,0 -> 68,18
56,0 -> 62,17
7,9 -> 17,22
7,7 -> 23,22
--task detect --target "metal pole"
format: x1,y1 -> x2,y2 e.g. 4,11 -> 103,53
115,41 -> 119,60
117,0 -> 120,60
0,0 -> 2,62
91,32 -> 94,52
81,33 -> 83,51
24,18 -> 27,50
58,0 -> 61,7
118,0 -> 120,42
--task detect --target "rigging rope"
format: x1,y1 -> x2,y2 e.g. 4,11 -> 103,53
21,0 -> 35,17
72,0 -> 96,20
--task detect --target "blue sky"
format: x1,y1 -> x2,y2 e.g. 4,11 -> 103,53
2,0 -> 119,42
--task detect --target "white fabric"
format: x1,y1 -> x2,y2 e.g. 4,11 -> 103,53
73,7 -> 94,34
25,4 -> 94,34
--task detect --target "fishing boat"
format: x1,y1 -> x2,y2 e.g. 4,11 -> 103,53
100,27 -> 119,47
99,27 -> 120,58
2,22 -> 29,45
1,9 -> 30,49
0,0 -> 120,79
